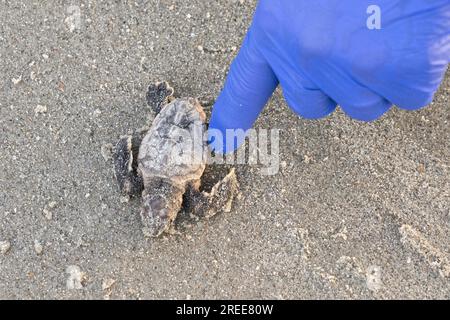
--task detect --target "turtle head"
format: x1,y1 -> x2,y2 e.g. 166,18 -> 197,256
140,179 -> 183,238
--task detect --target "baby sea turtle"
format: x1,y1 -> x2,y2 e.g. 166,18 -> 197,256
113,82 -> 239,237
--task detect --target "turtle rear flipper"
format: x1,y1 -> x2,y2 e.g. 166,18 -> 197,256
146,81 -> 174,114
184,169 -> 239,218
113,135 -> 144,197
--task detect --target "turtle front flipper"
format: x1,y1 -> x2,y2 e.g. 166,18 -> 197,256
184,169 -> 239,218
113,135 -> 144,197
146,81 -> 174,114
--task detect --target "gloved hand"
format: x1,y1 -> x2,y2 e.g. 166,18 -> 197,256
209,0 -> 450,153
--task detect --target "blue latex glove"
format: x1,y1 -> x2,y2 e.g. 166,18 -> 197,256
209,0 -> 450,153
